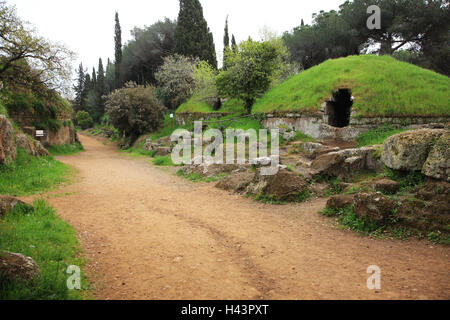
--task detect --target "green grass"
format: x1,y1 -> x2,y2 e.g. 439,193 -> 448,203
176,169 -> 227,183
356,125 -> 405,147
0,149 -> 72,196
252,55 -> 450,117
152,155 -> 177,167
254,189 -> 311,205
177,98 -> 246,114
0,101 -> 9,117
148,114 -> 191,141
48,143 -> 85,156
321,206 -> 382,234
120,148 -> 156,158
0,199 -> 89,300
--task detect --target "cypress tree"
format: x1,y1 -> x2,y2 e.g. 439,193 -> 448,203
95,58 -> 106,119
231,34 -> 237,52
223,16 -> 230,69
114,11 -> 122,89
301,19 -> 305,27
73,63 -> 86,112
91,67 -> 97,91
175,0 -> 217,68
97,58 -> 106,96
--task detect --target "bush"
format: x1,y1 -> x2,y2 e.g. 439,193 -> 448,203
192,61 -> 219,107
76,111 -> 93,130
216,40 -> 280,114
105,82 -> 166,142
155,54 -> 199,110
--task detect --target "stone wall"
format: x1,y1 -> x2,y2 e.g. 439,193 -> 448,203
262,113 -> 450,141
175,113 -> 230,126
21,125 -> 77,147
9,111 -> 76,147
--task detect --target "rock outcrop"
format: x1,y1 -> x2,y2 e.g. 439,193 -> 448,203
0,195 -> 33,218
0,115 -> 17,164
0,251 -> 41,283
382,129 -> 449,181
216,171 -> 255,193
327,194 -> 355,210
353,192 -> 397,224
311,146 -> 383,180
422,133 -> 450,182
397,181 -> 450,232
246,169 -> 310,202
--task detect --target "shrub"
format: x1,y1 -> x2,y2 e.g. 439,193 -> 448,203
216,40 -> 280,114
192,61 -> 219,107
105,82 -> 166,142
76,111 -> 94,130
155,54 -> 199,110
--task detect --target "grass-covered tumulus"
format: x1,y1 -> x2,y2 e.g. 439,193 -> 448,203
252,55 -> 450,117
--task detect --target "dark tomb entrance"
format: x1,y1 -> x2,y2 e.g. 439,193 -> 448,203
326,89 -> 353,128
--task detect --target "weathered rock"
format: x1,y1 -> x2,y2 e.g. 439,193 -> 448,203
15,133 -> 49,157
282,131 -> 296,141
247,169 -> 310,202
155,147 -> 171,156
0,195 -> 33,218
362,178 -> 400,194
311,146 -> 382,180
16,134 -> 37,156
327,194 -> 355,210
310,182 -> 330,198
35,140 -> 49,156
353,192 -> 397,224
182,161 -> 246,178
422,132 -> 450,182
216,170 -> 255,193
301,142 -> 340,159
381,129 -> 446,171
0,251 -> 41,283
0,115 -> 17,164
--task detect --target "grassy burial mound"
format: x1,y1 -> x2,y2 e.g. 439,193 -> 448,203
177,98 -> 246,114
252,55 -> 450,117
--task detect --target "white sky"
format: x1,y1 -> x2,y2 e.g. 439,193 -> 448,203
9,0 -> 342,73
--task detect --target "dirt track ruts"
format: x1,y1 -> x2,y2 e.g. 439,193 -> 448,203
26,134 -> 450,300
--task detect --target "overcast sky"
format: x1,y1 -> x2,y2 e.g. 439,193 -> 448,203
9,0 -> 342,73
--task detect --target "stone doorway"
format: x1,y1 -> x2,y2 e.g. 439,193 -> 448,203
326,89 -> 353,128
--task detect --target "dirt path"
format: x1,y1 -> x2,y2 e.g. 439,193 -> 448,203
32,134 -> 450,300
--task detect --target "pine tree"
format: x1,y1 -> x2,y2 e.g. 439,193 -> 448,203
175,0 -> 217,68
73,63 -> 85,112
223,16 -> 230,69
114,12 -> 122,89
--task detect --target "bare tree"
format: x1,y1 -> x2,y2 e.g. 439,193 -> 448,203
0,1 -> 75,94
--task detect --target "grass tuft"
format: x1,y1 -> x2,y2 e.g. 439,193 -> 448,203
0,149 -> 72,196
0,199 -> 89,300
356,125 -> 405,147
48,143 -> 85,156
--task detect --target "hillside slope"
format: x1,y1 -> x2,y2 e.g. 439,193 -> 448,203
252,55 -> 450,117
